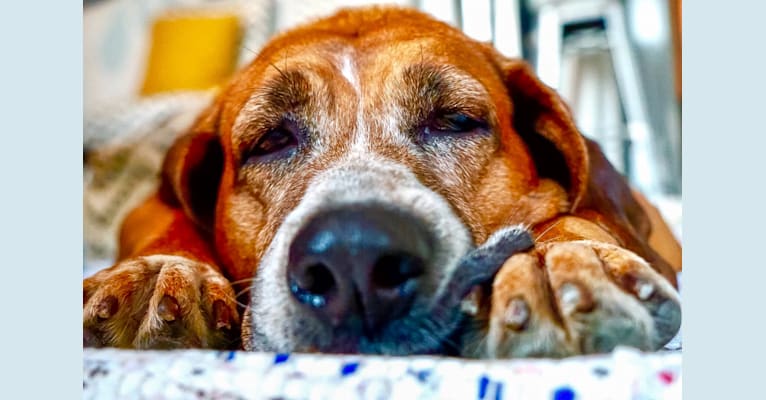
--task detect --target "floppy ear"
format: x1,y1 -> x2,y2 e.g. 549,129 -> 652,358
495,59 -> 646,234
496,58 -> 590,210
494,56 -> 678,283
159,100 -> 225,232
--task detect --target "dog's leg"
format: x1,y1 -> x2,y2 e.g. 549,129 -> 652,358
481,216 -> 681,358
83,194 -> 240,349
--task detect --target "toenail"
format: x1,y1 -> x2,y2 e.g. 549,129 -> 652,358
213,300 -> 231,330
559,282 -> 594,314
504,297 -> 529,331
460,285 -> 482,316
96,295 -> 118,320
158,295 -> 180,322
635,280 -> 655,301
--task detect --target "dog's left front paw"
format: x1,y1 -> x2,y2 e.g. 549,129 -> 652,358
485,241 -> 681,358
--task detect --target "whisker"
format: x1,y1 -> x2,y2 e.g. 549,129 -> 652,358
419,316 -> 458,352
534,219 -> 563,242
228,277 -> 255,286
241,44 -> 259,56
462,319 -> 491,358
535,235 -> 566,246
269,61 -> 288,80
213,291 -> 249,309
235,286 -> 252,299
404,318 -> 441,354
232,299 -> 249,309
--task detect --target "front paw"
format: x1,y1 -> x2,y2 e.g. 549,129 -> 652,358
83,255 -> 240,349
485,241 -> 680,358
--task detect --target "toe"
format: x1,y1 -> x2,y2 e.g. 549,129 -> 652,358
590,242 -> 682,348
544,242 -> 655,353
484,252 -> 573,358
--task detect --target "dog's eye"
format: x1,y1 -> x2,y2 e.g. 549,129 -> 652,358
245,121 -> 299,164
423,113 -> 487,138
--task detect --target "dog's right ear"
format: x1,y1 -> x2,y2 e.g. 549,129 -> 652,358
159,99 -> 225,232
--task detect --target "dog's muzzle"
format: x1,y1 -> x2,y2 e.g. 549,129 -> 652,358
246,158 -> 528,354
286,205 -> 434,335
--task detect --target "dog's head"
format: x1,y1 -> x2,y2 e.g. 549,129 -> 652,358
162,6 -> 592,354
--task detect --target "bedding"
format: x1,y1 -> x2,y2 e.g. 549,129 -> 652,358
84,344 -> 681,399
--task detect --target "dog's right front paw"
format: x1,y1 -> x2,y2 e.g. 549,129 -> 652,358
83,255 -> 240,349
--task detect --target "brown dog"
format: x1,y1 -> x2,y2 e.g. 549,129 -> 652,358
83,6 -> 681,357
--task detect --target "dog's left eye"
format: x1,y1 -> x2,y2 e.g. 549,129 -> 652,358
423,113 -> 487,138
244,121 -> 299,164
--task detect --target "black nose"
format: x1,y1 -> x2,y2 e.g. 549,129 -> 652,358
287,206 -> 434,333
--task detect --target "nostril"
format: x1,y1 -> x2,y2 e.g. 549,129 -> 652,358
371,253 -> 425,289
287,206 -> 434,331
303,264 -> 336,294
289,263 -> 336,308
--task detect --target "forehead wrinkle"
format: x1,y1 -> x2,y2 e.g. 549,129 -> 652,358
231,65 -> 338,158
400,63 -> 493,116
370,62 -> 498,147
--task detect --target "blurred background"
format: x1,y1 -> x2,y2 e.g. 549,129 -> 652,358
83,0 -> 682,273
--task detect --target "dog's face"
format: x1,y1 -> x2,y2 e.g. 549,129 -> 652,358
169,7 -> 590,354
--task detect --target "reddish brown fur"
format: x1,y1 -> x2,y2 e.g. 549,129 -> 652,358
86,6 -> 680,351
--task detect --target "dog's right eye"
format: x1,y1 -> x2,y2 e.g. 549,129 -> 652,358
244,121 -> 299,164
420,112 -> 489,142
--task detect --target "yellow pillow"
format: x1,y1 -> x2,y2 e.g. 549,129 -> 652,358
140,10 -> 243,95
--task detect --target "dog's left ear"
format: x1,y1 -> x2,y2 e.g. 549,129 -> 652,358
491,54 -> 679,282
493,56 -> 590,210
159,99 -> 225,232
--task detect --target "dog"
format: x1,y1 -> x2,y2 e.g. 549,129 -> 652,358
83,6 -> 681,358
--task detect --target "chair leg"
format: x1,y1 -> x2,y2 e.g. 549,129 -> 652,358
604,2 -> 660,195
493,0 -> 523,57
535,5 -> 563,89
